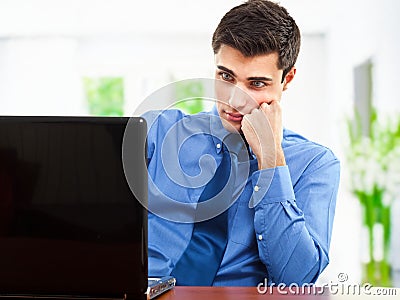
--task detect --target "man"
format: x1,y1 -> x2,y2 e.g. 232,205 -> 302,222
143,0 -> 340,286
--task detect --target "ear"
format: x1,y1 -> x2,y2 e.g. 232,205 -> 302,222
282,67 -> 296,91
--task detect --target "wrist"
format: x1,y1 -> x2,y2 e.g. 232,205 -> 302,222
257,146 -> 286,170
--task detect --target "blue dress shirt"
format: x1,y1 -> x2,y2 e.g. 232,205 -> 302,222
143,107 -> 340,286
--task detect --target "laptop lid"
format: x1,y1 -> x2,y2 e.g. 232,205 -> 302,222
0,116 -> 148,300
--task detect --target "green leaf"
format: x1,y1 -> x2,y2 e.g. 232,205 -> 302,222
83,77 -> 124,116
173,80 -> 205,114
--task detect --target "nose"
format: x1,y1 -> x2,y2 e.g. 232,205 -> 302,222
228,84 -> 254,113
228,89 -> 245,110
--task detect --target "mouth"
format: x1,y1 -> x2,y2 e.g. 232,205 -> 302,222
225,111 -> 243,122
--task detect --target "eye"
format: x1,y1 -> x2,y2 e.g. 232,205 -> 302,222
250,81 -> 266,88
219,72 -> 234,82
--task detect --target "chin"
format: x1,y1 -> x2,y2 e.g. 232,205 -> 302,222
220,117 -> 242,134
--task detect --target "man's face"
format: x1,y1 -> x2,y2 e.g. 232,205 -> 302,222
214,44 -> 295,133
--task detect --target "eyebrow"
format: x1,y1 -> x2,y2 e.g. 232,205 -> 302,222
217,65 -> 273,82
217,65 -> 237,77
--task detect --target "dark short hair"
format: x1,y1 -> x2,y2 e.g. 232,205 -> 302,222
212,0 -> 301,81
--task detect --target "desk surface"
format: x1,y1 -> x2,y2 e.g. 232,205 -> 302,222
157,287 -> 327,300
157,286 -> 400,300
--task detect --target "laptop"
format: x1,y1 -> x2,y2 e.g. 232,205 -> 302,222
0,116 -> 175,300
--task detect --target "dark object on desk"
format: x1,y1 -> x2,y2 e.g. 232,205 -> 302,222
147,276 -> 176,299
0,116 -> 148,300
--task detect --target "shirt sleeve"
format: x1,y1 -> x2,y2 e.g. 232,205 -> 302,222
141,109 -> 188,277
142,109 -> 186,162
252,150 -> 340,285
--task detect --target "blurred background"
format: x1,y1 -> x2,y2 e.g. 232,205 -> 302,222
0,0 -> 399,287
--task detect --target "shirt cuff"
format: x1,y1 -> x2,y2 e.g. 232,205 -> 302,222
250,166 -> 295,207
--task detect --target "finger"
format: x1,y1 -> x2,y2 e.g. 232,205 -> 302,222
240,117 -> 252,137
269,101 -> 282,114
249,107 -> 259,116
260,102 -> 271,115
242,114 -> 254,132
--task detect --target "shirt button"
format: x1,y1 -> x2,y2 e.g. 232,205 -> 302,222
216,143 -> 221,149
254,185 -> 260,192
258,234 -> 263,241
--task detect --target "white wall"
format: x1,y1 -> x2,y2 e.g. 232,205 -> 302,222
0,38 -> 85,115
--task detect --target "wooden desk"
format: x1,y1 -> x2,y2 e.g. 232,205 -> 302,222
157,287 -> 328,300
157,286 -> 400,299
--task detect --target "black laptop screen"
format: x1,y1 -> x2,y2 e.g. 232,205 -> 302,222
0,116 -> 148,299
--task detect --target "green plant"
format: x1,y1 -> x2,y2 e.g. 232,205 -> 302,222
173,80 -> 205,114
83,77 -> 124,116
347,108 -> 400,287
